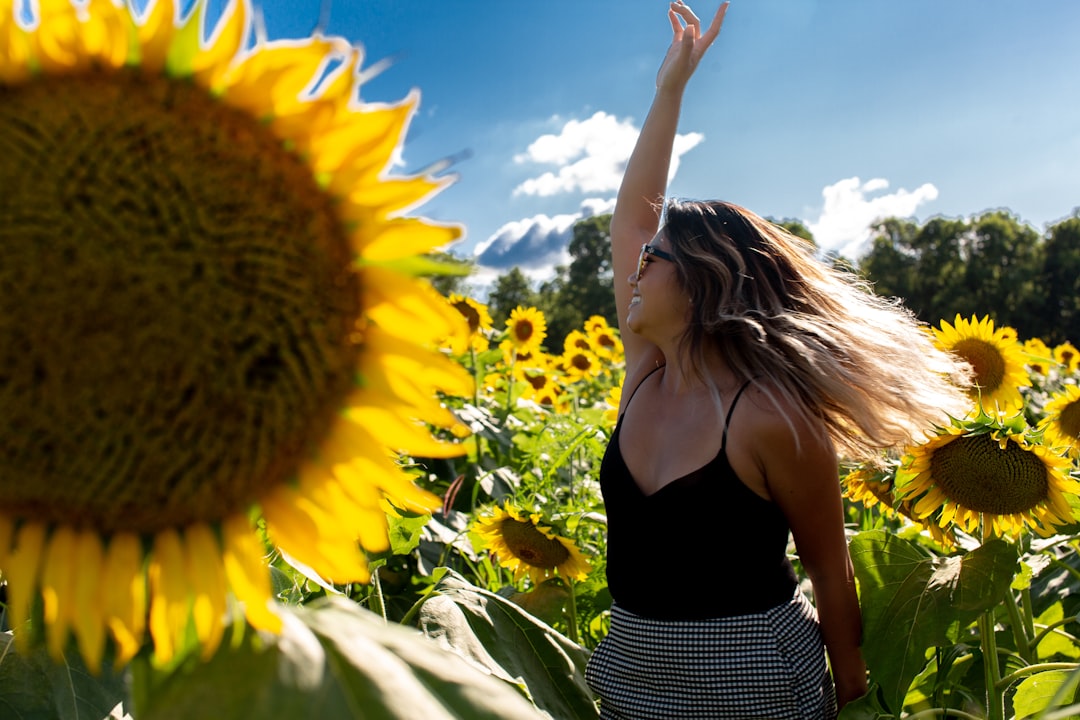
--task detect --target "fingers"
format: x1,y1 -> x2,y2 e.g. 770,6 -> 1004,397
701,1 -> 729,45
669,1 -> 702,33
669,1 -> 727,45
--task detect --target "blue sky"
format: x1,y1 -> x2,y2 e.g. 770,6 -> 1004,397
256,0 -> 1080,294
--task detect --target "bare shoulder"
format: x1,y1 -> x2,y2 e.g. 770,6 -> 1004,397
735,382 -> 837,495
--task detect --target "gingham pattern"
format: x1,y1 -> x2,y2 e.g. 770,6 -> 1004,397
585,590 -> 837,719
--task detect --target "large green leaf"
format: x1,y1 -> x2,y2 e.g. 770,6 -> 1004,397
850,530 -> 1018,714
0,632 -> 130,720
418,569 -> 598,720
139,598 -> 547,720
1014,669 -> 1080,719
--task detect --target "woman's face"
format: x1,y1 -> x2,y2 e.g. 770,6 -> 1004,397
625,229 -> 689,340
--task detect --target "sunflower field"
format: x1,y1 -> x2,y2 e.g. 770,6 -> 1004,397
3,1 -> 1080,719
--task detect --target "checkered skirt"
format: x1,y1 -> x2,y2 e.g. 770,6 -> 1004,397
585,589 -> 837,719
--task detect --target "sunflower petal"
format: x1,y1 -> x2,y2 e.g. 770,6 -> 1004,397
149,528 -> 191,666
184,524 -> 227,660
102,533 -> 147,667
41,526 -> 77,660
71,530 -> 106,673
221,515 -> 282,634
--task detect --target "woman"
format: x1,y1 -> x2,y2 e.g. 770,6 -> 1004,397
584,3 -> 972,718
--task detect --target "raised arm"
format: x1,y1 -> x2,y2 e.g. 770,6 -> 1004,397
612,1 -> 728,370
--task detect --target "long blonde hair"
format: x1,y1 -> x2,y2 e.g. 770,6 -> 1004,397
662,198 -> 971,462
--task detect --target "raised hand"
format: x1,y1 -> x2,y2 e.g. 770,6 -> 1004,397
656,1 -> 728,92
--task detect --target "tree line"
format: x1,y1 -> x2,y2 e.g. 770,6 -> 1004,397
437,208 -> 1080,349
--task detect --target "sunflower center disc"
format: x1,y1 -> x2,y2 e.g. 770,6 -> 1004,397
930,434 -> 1049,515
0,70 -> 360,533
952,338 -> 1006,396
500,519 -> 570,569
1058,402 -> 1080,443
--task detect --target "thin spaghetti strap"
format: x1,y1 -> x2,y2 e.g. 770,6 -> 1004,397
721,380 -> 753,451
621,364 -> 666,417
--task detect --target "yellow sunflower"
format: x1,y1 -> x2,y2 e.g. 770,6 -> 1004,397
563,329 -> 594,354
504,306 -> 547,353
0,0 -> 471,672
583,315 -> 610,335
499,338 -> 544,367
1024,337 -> 1054,376
932,315 -> 1031,414
895,414 -> 1079,538
1054,342 -> 1080,373
588,323 -> 624,361
561,346 -> 601,383
602,384 -> 622,426
474,503 -> 591,586
446,293 -> 493,354
842,464 -> 955,546
1040,384 -> 1080,459
533,385 -> 571,414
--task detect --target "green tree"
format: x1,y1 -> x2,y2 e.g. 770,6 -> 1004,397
486,266 -> 538,329
1039,211 -> 1080,345
540,214 -> 617,347
858,212 -> 1045,338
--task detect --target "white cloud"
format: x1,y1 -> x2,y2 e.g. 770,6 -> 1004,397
471,197 -> 619,278
807,177 -> 939,258
472,212 -> 578,270
512,111 -> 703,197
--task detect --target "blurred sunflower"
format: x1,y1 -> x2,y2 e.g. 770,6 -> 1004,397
602,385 -> 622,426
518,365 -> 554,395
499,338 -> 542,367
0,0 -> 471,671
1039,385 -> 1080,459
932,315 -> 1030,414
1024,337 -> 1054,376
563,329 -> 594,354
474,503 -> 591,586
583,315 -> 609,335
895,413 -> 1079,538
561,346 -> 601,384
446,294 -> 493,354
1054,342 -> 1080,373
588,322 -> 624,361
504,306 -> 547,354
534,385 -> 571,414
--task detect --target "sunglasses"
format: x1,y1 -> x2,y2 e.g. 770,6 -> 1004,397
636,243 -> 675,280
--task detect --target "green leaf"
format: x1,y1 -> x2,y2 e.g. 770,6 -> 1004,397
0,632 -> 130,720
388,510 -> 433,555
850,530 -> 1018,714
418,569 -> 598,719
138,599 -> 547,720
1014,669 -> 1080,719
836,683 -> 891,719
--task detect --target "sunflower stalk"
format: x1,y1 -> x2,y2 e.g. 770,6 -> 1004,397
979,520 -> 1005,720
564,577 -> 580,645
979,610 -> 1005,720
1004,589 -> 1033,663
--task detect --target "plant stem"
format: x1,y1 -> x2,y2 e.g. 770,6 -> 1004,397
371,568 -> 387,622
997,662 -> 1080,689
980,610 -> 1004,720
564,578 -> 580,645
980,518 -> 1005,720
1005,589 -> 1033,663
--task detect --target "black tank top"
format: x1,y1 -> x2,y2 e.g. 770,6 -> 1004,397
599,368 -> 797,619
